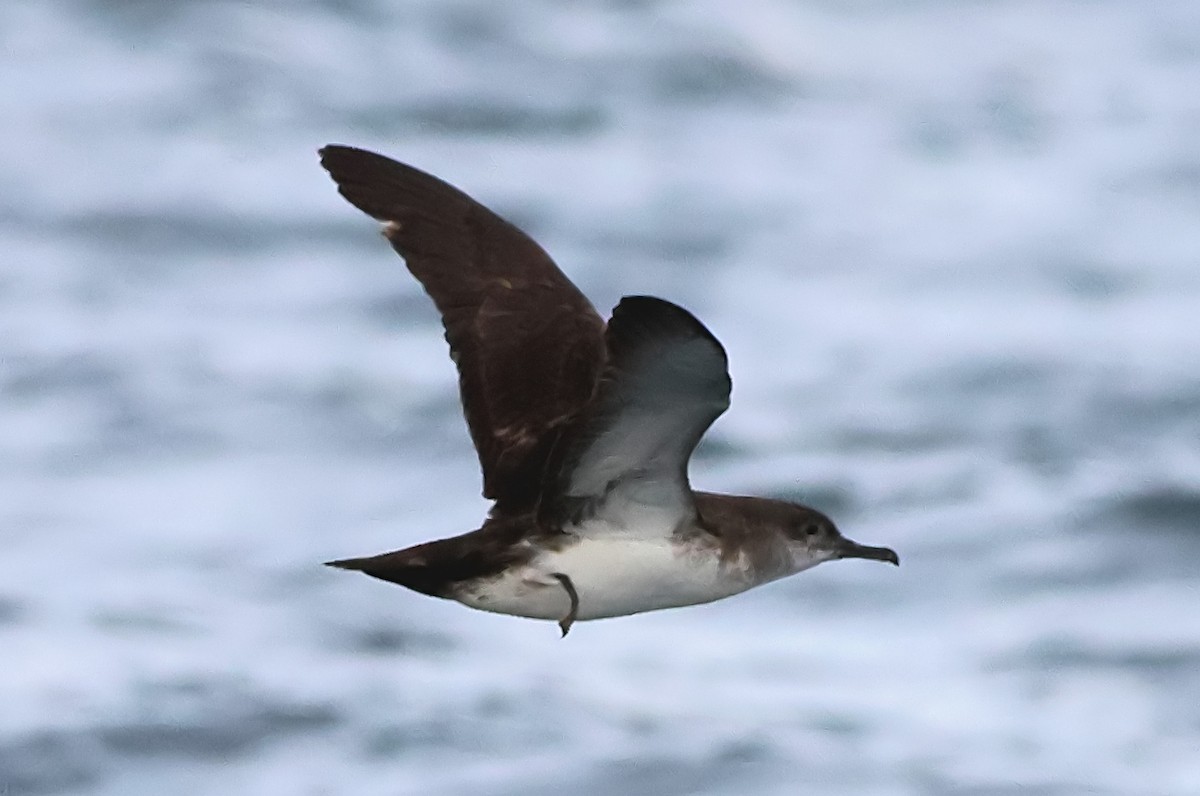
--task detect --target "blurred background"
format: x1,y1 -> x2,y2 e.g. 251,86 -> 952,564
3,1 -> 1200,794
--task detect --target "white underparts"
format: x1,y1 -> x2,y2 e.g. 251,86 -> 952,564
453,534 -> 759,622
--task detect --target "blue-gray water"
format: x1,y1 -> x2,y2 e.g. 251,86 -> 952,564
3,1 -> 1200,794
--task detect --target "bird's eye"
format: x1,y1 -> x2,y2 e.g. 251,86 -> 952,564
804,523 -> 820,537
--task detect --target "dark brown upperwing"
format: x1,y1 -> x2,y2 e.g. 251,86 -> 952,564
319,145 -> 607,510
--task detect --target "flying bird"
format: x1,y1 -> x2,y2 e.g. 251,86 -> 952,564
319,145 -> 898,636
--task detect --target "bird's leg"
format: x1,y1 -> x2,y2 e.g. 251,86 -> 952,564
551,573 -> 579,638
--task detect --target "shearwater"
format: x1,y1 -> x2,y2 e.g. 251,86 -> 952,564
319,145 -> 899,636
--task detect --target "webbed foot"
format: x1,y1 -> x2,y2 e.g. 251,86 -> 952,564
551,573 -> 579,638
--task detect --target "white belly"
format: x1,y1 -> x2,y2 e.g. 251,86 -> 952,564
454,535 -> 756,622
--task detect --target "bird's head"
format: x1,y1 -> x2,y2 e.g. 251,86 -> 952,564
783,507 -> 899,573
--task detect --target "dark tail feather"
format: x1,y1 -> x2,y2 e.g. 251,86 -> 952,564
324,548 -> 448,598
324,557 -> 366,570
326,526 -> 528,599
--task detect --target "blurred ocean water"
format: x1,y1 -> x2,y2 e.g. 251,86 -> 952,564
3,1 -> 1199,794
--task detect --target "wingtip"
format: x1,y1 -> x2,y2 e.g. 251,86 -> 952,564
316,144 -> 439,224
324,557 -> 363,570
607,294 -> 728,365
317,143 -> 355,172
612,296 -> 714,335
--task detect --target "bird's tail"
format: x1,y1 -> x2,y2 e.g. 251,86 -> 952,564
325,546 -> 448,598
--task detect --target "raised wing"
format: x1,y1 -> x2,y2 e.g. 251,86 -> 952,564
319,146 -> 607,511
541,296 -> 732,535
